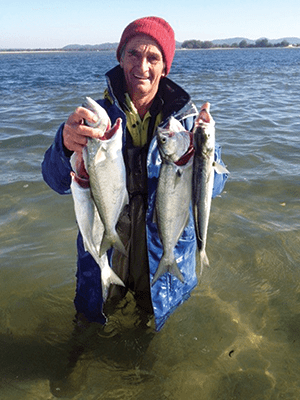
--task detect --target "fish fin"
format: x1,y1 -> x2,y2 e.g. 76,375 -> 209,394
113,235 -> 127,256
95,145 -> 108,164
100,261 -> 125,301
101,285 -> 109,302
198,250 -> 209,276
170,261 -> 184,283
99,232 -> 127,257
123,192 -> 129,207
174,167 -> 183,188
82,238 -> 90,254
193,215 -> 203,252
176,167 -> 183,177
152,257 -> 184,286
101,264 -> 125,287
213,161 -> 229,174
110,272 -> 125,287
99,233 -> 111,256
152,260 -> 167,286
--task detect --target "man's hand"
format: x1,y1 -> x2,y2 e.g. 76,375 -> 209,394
63,106 -> 104,153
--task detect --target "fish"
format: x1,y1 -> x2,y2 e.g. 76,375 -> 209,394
83,96 -> 111,133
156,117 -> 191,163
152,117 -> 193,285
192,103 -> 229,275
70,153 -> 125,300
82,97 -> 128,257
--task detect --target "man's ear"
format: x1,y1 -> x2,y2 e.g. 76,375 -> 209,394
119,46 -> 126,69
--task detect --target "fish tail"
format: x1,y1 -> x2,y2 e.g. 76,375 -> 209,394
101,271 -> 125,300
99,232 -> 127,257
152,260 -> 168,286
198,250 -> 209,276
152,257 -> 184,286
99,234 -> 111,257
101,284 -> 109,301
113,234 -> 127,256
100,263 -> 125,301
170,261 -> 184,283
109,270 -> 125,287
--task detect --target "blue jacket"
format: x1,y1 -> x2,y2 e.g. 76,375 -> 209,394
42,65 -> 228,330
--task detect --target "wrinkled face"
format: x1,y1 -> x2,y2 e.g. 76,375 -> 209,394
120,35 -> 166,102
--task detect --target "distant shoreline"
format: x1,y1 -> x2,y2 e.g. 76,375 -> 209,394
1,36 -> 299,54
0,50 -> 72,54
0,46 -> 299,55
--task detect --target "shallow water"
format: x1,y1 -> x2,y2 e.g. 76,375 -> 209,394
0,48 -> 300,399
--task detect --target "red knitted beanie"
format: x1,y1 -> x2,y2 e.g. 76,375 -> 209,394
116,16 -> 175,75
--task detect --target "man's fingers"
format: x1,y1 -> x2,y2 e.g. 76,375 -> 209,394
64,107 -> 98,132
63,127 -> 87,153
72,106 -> 98,124
63,106 -> 106,152
65,118 -> 103,139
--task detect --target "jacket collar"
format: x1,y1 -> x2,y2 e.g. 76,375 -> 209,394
105,65 -> 192,121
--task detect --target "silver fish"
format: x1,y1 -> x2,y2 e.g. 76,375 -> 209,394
152,119 -> 193,285
82,97 -> 128,257
83,96 -> 111,132
70,157 -> 125,300
192,104 -> 229,275
156,117 -> 191,163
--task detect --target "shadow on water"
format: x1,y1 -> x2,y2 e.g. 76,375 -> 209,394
1,270 -> 300,399
0,292 -> 156,399
0,321 -> 156,399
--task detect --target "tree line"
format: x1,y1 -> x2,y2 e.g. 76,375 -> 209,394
181,39 -> 293,49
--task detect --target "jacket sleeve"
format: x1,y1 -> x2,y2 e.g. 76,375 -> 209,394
41,123 -> 73,195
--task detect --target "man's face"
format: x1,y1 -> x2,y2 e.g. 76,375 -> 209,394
120,35 -> 166,103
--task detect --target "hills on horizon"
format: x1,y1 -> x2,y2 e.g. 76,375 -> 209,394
210,36 -> 300,45
1,37 -> 300,51
61,37 -> 300,51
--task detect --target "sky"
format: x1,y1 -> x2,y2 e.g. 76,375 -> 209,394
1,0 -> 300,49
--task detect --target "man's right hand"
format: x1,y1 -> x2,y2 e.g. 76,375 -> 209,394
63,106 -> 104,153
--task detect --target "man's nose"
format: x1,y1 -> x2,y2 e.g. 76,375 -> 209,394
136,56 -> 148,72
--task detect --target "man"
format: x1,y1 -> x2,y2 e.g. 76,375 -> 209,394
42,16 -> 228,332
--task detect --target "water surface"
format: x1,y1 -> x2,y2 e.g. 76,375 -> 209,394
0,48 -> 300,399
